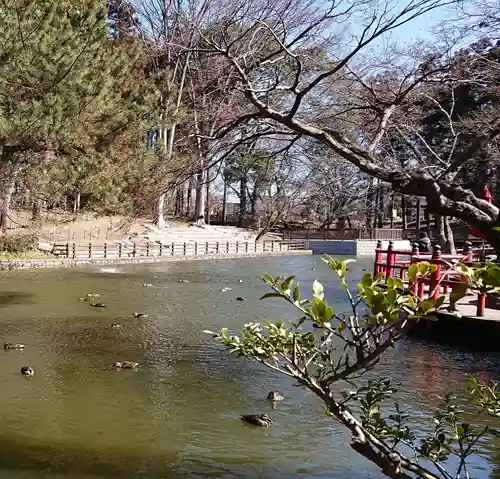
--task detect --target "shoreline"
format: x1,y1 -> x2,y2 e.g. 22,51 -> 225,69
0,250 -> 313,271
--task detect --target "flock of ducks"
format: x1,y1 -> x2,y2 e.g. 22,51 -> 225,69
5,278 -> 281,427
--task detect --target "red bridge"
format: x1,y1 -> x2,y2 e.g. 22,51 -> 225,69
373,240 -> 488,317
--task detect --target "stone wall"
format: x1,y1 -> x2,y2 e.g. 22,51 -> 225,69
306,239 -> 411,256
0,250 -> 312,271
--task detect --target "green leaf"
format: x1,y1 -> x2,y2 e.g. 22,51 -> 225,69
312,280 -> 324,300
263,273 -> 274,285
450,282 -> 468,304
361,272 -> 373,287
419,299 -> 435,312
260,292 -> 283,300
292,285 -> 300,302
408,263 -> 418,282
387,289 -> 397,306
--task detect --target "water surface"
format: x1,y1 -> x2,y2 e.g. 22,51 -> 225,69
0,256 -> 499,478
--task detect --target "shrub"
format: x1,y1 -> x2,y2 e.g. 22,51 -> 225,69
0,232 -> 39,253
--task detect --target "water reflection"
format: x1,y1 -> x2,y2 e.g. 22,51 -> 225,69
0,256 -> 498,478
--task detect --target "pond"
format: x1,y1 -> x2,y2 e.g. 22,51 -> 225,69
0,255 -> 499,479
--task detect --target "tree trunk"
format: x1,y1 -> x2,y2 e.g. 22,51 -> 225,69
73,190 -> 81,214
0,152 -> 19,233
401,195 -> 407,230
32,199 -> 41,224
377,184 -> 384,228
221,179 -> 227,225
157,193 -> 166,229
416,198 -> 422,230
205,166 -> 211,224
238,175 -> 248,227
194,167 -> 205,226
389,195 -> 394,229
436,214 -> 456,254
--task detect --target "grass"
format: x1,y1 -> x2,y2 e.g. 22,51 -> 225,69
0,250 -> 55,261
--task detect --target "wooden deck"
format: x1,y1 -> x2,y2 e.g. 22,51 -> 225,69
407,292 -> 500,351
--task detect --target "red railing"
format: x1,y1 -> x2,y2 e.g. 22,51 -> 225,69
373,240 -> 488,317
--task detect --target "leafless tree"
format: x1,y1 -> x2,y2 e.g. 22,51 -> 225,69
179,0 -> 500,253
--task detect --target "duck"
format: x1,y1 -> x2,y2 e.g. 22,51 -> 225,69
4,343 -> 24,350
21,366 -> 34,377
91,303 -> 106,308
133,312 -> 148,318
238,279 -> 243,283
267,391 -> 285,401
87,293 -> 101,298
177,279 -> 189,283
113,361 -> 139,369
236,297 -> 247,302
143,283 -> 153,287
240,413 -> 273,427
221,287 -> 232,293
111,323 -> 121,328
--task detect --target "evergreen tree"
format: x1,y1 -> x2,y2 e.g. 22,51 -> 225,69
0,0 -> 156,230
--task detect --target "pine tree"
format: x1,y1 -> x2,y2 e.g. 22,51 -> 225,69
0,0 -> 156,231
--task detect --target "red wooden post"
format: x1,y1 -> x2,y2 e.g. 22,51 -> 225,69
429,245 -> 442,304
386,241 -> 395,279
374,240 -> 383,275
477,294 -> 486,317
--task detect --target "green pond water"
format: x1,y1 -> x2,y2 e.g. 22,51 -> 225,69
0,255 -> 499,479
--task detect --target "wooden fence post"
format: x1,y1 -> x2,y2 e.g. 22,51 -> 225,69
132,242 -> 137,258
171,242 -> 175,256
245,241 -> 248,253
205,242 -> 209,254
66,243 -> 70,259
216,242 -> 219,254
72,243 -> 76,259
226,241 -> 229,253
146,243 -> 150,257
159,243 -> 163,257
236,241 -> 239,253
88,243 -> 92,259
183,242 -> 187,255
271,241 -> 274,252
194,242 -> 198,255
118,243 -> 122,258
104,243 -> 107,259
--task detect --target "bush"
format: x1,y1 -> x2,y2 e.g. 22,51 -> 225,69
0,232 -> 39,253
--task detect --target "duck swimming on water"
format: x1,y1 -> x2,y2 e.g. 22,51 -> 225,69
240,413 -> 273,427
267,391 -> 285,401
133,312 -> 148,318
113,361 -> 139,369
4,343 -> 24,350
21,366 -> 34,377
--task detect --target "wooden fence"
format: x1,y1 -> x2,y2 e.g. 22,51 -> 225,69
281,228 -> 412,241
51,240 -> 307,260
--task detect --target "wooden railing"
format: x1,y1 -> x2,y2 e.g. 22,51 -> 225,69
281,228 -> 412,241
374,240 -> 489,317
51,240 -> 307,260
